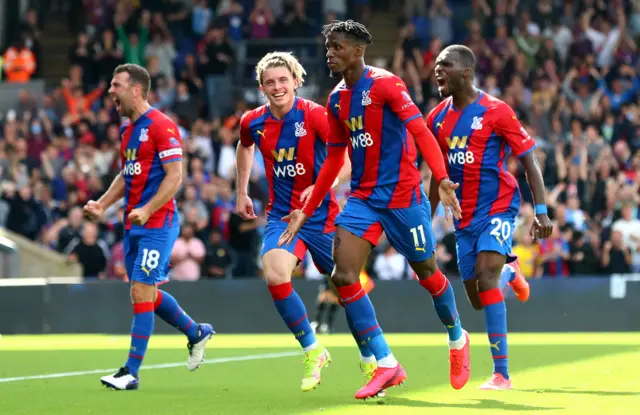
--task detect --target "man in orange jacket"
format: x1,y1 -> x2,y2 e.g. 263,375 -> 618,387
2,39 -> 36,83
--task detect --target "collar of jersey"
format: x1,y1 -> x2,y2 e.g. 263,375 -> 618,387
132,108 -> 154,125
450,90 -> 484,112
266,97 -> 298,122
344,66 -> 370,90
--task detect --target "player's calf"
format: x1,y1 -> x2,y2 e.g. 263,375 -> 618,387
414,262 -> 470,389
268,281 -> 318,351
110,282 -> 156,389
463,278 -> 484,310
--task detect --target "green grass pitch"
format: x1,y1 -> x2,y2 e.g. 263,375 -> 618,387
0,333 -> 637,414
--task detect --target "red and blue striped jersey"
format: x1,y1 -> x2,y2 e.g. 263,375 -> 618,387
120,108 -> 182,230
426,92 -> 536,230
326,66 -> 425,209
239,97 -> 339,233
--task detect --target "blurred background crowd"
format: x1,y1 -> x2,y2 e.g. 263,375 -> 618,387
1,0 -> 640,282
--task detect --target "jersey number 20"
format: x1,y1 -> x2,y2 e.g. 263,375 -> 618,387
489,218 -> 512,242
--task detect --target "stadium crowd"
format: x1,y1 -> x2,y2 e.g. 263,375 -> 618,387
1,0 -> 640,281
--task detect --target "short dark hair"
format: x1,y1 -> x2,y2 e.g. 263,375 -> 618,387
445,45 -> 476,70
113,64 -> 151,98
321,20 -> 372,45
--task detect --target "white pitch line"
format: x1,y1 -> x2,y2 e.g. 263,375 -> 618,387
0,350 -> 301,384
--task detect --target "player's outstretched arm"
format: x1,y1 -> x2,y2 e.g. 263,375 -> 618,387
98,172 -> 125,210
278,101 -> 348,246
334,150 -> 352,187
406,118 -> 461,220
428,174 -> 440,217
520,152 -> 553,239
278,145 -> 345,247
235,141 -> 257,219
300,148 -> 350,204
493,104 -> 553,239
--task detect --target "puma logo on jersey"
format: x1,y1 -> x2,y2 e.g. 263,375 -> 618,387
167,128 -> 175,134
257,130 -> 266,138
334,103 -> 341,110
436,121 -> 445,128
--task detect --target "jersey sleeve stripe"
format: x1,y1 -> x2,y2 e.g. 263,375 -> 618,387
402,114 -> 421,125
160,157 -> 182,164
515,145 -> 536,158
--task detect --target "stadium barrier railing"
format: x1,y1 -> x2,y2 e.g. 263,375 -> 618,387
0,276 -> 636,334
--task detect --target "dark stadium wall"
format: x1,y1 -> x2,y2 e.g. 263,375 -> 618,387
1,278 -> 639,334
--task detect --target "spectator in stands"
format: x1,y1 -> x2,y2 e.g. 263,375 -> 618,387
4,0 -> 640,281
69,32 -> 95,86
116,10 -> 149,66
612,203 -> 640,271
602,229 -> 633,274
171,223 -> 206,281
228,209 -> 263,278
56,206 -> 84,252
203,230 -> 232,278
569,230 -> 601,275
372,245 -> 408,280
199,23 -> 234,120
163,0 -> 190,43
64,221 -> 110,278
172,81 -> 201,126
61,78 -> 106,119
538,224 -> 571,278
2,36 -> 36,83
512,233 -> 541,279
192,0 -> 213,39
20,8 -> 41,77
108,238 -> 127,281
145,23 -> 177,80
1,181 -> 45,241
92,29 -> 124,83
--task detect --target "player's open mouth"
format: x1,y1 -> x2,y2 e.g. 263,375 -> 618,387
436,77 -> 447,87
112,96 -> 121,108
273,93 -> 285,98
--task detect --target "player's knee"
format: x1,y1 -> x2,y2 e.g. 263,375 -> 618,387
331,269 -> 359,287
410,257 -> 438,280
130,282 -> 154,303
476,263 -> 503,285
263,269 -> 291,286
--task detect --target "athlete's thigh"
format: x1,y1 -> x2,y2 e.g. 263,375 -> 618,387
379,200 -> 436,263
299,228 -> 335,276
334,197 -> 383,246
455,229 -> 479,282
123,231 -> 137,280
261,220 -> 308,262
131,227 -> 179,285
